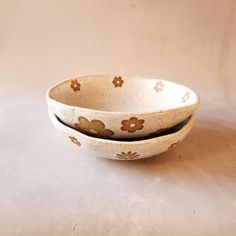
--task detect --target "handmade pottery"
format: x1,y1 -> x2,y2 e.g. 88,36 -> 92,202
48,109 -> 195,160
46,75 -> 199,139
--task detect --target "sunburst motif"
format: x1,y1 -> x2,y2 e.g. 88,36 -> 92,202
116,151 -> 140,160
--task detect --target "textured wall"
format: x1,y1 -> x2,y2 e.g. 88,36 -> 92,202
1,0 -> 236,104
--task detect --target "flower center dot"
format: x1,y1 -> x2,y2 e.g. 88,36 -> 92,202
129,124 -> 136,128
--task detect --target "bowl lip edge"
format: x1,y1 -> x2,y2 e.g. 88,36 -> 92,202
46,74 -> 201,116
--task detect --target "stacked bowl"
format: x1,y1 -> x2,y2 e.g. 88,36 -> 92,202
46,75 -> 200,160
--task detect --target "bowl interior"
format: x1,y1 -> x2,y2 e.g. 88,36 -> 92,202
49,75 -> 199,113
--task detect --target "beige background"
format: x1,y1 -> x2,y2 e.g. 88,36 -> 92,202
0,0 -> 236,235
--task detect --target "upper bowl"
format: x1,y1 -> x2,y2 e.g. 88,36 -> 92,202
46,75 -> 200,139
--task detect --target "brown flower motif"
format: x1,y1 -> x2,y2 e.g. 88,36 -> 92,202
168,141 -> 180,150
71,79 -> 81,92
112,76 -> 124,87
121,117 -> 144,133
75,116 -> 114,137
69,136 -> 81,147
116,151 -> 140,160
182,91 -> 190,103
154,81 -> 164,92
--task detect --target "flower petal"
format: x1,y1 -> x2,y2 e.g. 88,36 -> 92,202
135,123 -> 144,130
75,116 -> 90,131
90,120 -> 105,130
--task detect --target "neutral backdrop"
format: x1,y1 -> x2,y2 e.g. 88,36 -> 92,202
0,0 -> 236,235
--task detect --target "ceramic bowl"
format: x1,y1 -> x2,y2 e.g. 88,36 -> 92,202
46,75 -> 199,139
48,109 -> 195,160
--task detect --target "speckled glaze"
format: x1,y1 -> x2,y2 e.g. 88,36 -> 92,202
48,109 -> 195,160
46,75 -> 200,139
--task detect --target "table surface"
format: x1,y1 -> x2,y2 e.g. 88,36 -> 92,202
0,94 -> 235,236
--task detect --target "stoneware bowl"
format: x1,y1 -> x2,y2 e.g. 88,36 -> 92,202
48,109 -> 195,160
46,75 -> 199,139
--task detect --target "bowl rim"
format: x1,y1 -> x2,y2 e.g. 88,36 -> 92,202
46,74 -> 201,115
48,108 -> 195,145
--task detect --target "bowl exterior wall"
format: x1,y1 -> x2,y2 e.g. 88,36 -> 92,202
48,97 -> 197,139
48,109 -> 194,160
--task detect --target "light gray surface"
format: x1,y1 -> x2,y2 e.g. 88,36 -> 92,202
0,94 -> 236,235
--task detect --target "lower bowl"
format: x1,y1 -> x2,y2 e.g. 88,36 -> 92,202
48,109 -> 195,160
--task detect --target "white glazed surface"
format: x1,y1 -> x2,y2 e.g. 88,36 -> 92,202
48,109 -> 195,160
47,75 -> 199,138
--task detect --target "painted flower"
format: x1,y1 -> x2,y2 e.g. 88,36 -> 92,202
168,141 -> 180,150
154,81 -> 164,92
112,76 -> 124,87
121,117 -> 144,133
75,116 -> 114,137
116,151 -> 140,160
71,79 -> 81,92
181,91 -> 190,103
69,136 -> 81,147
